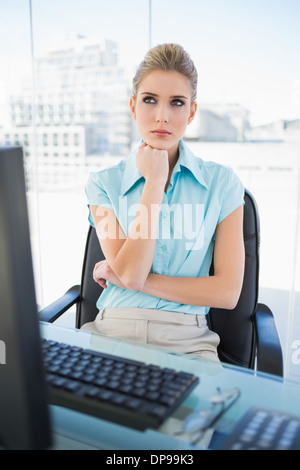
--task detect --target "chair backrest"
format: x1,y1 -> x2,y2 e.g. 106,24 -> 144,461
76,189 -> 260,370
76,225 -> 105,328
208,189 -> 259,369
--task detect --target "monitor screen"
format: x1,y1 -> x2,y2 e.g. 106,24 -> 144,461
0,146 -> 52,449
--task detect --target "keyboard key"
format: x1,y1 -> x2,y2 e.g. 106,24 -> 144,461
222,407 -> 300,450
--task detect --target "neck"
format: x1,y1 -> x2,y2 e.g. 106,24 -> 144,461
165,144 -> 179,192
167,142 -> 179,168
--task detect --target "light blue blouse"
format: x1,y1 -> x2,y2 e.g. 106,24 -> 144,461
85,139 -> 244,315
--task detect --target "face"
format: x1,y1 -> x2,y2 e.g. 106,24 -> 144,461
130,70 -> 197,159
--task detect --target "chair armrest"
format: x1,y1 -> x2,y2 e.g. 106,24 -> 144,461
254,303 -> 284,378
39,285 -> 80,323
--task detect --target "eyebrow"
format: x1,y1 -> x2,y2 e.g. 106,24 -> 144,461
141,92 -> 188,99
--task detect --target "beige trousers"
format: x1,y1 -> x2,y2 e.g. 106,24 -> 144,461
81,307 -> 220,362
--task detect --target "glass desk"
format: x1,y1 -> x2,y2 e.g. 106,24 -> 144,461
41,322 -> 300,450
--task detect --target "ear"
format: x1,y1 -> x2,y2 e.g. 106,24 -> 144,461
187,101 -> 197,125
130,96 -> 136,120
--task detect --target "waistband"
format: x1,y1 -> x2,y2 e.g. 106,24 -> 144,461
97,307 -> 207,327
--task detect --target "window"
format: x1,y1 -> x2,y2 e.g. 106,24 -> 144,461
1,0 -> 299,381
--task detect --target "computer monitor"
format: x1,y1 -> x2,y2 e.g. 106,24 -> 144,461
0,146 -> 52,449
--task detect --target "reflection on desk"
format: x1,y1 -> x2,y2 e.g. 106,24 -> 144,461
41,323 -> 300,450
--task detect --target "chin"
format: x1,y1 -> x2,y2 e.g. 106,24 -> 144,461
144,137 -> 170,151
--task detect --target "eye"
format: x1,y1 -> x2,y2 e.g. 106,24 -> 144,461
171,99 -> 185,106
143,96 -> 156,104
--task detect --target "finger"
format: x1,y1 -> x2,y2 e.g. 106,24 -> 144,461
94,262 -> 106,276
94,275 -> 106,287
93,269 -> 104,282
98,279 -> 107,289
94,260 -> 105,270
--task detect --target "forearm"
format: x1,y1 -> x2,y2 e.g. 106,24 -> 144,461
140,272 -> 242,310
110,179 -> 165,290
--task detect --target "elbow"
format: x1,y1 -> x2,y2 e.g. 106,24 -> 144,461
224,297 -> 239,310
124,279 -> 145,292
216,270 -> 243,310
223,287 -> 242,310
121,273 -> 145,292
112,261 -> 146,291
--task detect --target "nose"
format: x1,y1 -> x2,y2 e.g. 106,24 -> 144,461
155,104 -> 169,123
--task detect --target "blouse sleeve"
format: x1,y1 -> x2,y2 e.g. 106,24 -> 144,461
218,168 -> 245,224
85,171 -> 113,227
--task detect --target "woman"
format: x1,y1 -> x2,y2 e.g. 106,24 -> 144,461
82,44 -> 245,362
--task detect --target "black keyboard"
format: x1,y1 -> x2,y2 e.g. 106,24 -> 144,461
221,406 -> 300,450
42,338 -> 199,430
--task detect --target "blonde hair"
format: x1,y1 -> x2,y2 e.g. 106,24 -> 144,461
132,43 -> 198,102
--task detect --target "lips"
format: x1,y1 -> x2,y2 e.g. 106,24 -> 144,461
151,129 -> 171,137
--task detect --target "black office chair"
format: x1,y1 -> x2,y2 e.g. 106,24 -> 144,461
39,189 -> 283,377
